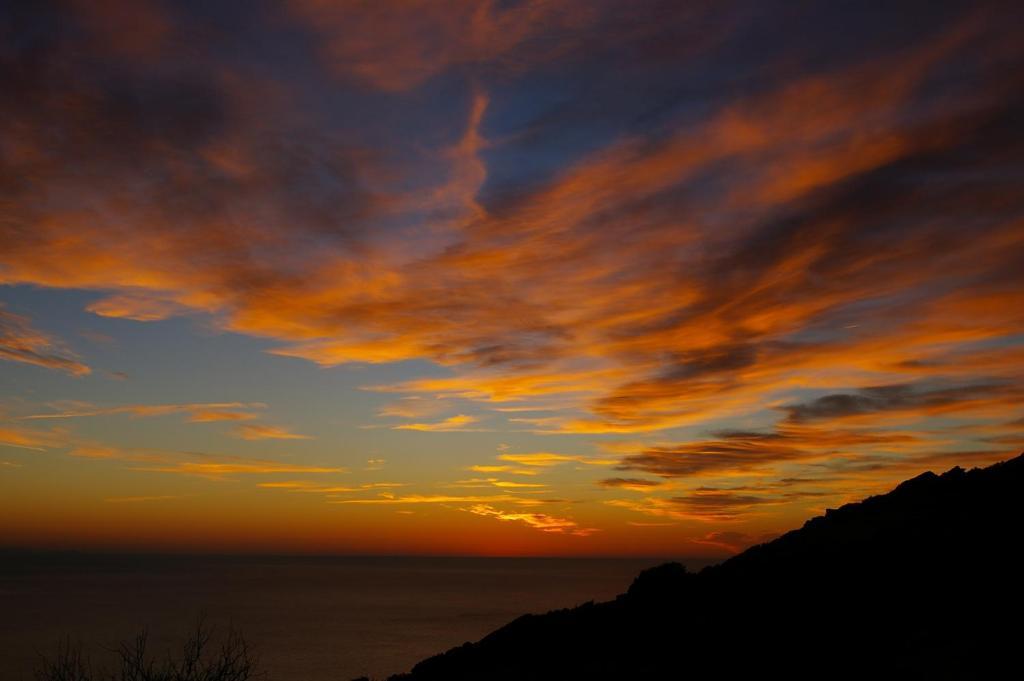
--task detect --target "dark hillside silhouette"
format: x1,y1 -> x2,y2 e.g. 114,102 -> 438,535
380,453 -> 1024,680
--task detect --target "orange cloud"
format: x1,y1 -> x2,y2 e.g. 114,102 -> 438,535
377,397 -> 450,419
692,531 -> 761,554
0,307 -> 90,376
393,414 -> 483,432
605,487 -> 825,524
69,445 -> 125,459
285,0 -> 598,92
597,478 -> 663,492
64,442 -> 342,479
465,504 -> 598,536
614,423 -> 922,479
467,465 -> 539,476
331,494 -> 522,505
143,461 -> 338,476
450,477 -> 546,489
497,452 -> 618,467
231,423 -> 312,440
21,401 -> 267,422
64,0 -> 173,62
187,410 -> 258,423
3,0 -> 1024,549
86,294 -> 188,321
257,481 -> 404,494
0,425 -> 65,451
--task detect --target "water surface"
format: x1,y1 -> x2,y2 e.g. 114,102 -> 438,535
0,554 -> 709,681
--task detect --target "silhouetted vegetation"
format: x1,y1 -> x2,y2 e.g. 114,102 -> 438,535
378,453 -> 1024,680
37,619 -> 258,681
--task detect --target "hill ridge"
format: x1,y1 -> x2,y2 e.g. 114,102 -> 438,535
377,453 -> 1024,681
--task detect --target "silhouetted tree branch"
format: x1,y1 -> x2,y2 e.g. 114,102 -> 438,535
36,618 -> 259,681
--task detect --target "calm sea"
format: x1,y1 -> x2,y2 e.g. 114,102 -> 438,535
0,554 -> 710,681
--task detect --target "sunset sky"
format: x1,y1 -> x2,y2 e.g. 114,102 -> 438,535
2,0 -> 1022,557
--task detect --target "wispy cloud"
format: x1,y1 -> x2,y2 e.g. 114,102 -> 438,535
498,452 -> 618,467
6,4 -> 1021,451
465,504 -> 599,537
141,461 -> 337,477
467,465 -> 539,476
597,477 -> 663,491
66,442 -> 342,479
231,423 -> 312,441
692,531 -> 764,553
614,423 -> 922,479
2,0 -> 1023,547
393,414 -> 484,432
0,426 -> 64,451
377,397 -> 449,419
20,401 -> 268,422
0,307 -> 90,376
285,0 -> 598,92
188,409 -> 258,423
257,481 -> 404,493
449,478 -> 546,490
781,382 -> 1022,424
331,494 -> 525,505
